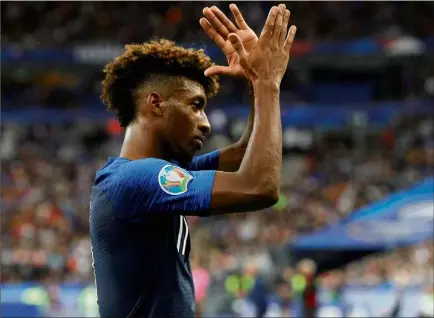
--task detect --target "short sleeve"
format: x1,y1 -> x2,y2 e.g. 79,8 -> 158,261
189,150 -> 220,171
97,158 -> 216,221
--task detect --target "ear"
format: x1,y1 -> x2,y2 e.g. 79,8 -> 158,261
147,92 -> 165,116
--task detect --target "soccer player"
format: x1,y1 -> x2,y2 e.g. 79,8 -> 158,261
90,4 -> 296,318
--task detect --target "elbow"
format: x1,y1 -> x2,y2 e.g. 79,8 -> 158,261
235,172 -> 280,210
257,182 -> 280,207
265,188 -> 280,206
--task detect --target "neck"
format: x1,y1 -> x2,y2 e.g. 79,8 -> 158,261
120,123 -> 169,161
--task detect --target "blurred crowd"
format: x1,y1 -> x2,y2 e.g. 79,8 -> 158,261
189,114 -> 434,315
3,1 -> 434,114
1,1 -> 434,316
2,1 -> 434,48
1,111 -> 433,315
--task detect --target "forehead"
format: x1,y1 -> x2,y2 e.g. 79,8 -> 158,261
172,77 -> 206,100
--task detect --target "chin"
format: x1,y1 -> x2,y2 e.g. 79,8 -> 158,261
186,152 -> 196,165
176,151 -> 195,168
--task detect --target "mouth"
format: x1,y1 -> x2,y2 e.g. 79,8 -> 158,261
193,136 -> 205,149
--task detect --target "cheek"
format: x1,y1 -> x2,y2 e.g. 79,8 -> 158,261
178,110 -> 195,130
168,107 -> 195,139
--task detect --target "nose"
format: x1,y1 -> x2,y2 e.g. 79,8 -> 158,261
198,111 -> 211,135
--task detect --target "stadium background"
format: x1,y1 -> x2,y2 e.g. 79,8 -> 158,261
1,1 -> 433,317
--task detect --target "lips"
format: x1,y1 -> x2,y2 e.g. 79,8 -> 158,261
193,136 -> 205,149
195,136 -> 205,143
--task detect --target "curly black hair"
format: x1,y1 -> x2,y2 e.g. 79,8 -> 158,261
101,39 -> 220,127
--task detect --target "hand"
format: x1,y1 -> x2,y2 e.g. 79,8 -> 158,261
200,4 -> 258,77
227,5 -> 296,86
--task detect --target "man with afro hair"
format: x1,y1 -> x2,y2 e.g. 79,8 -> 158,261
90,4 -> 296,318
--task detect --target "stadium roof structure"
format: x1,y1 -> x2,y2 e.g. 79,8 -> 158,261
289,177 -> 434,272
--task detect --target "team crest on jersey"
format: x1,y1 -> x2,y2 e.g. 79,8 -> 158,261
158,165 -> 193,195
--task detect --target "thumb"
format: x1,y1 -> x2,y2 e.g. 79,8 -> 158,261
204,65 -> 233,77
228,33 -> 254,79
228,33 -> 247,57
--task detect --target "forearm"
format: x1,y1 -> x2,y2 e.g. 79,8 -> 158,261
238,81 -> 255,147
208,82 -> 282,215
217,82 -> 254,172
238,81 -> 282,194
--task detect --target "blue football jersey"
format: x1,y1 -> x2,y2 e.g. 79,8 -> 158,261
90,151 -> 218,317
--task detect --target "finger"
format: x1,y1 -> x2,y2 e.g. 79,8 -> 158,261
279,10 -> 291,47
229,3 -> 249,30
210,6 -> 238,33
199,18 -> 227,50
228,33 -> 250,72
259,6 -> 278,44
272,4 -> 285,44
203,7 -> 229,39
227,36 -> 256,79
228,33 -> 247,57
204,65 -> 235,77
284,25 -> 297,52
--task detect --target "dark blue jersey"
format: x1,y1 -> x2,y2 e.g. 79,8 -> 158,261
90,151 -> 219,318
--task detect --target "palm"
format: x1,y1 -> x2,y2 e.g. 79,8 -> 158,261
200,5 -> 259,77
222,29 -> 258,67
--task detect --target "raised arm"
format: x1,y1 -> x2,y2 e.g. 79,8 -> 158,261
206,5 -> 295,214
210,80 -> 282,213
214,82 -> 254,172
210,4 -> 296,214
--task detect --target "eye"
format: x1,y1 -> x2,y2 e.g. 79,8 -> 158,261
192,100 -> 204,109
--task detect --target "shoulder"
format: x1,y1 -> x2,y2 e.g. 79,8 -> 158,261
124,159 -> 194,184
95,158 -> 194,192
95,158 -> 170,182
121,158 -> 172,177
93,158 -> 178,215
